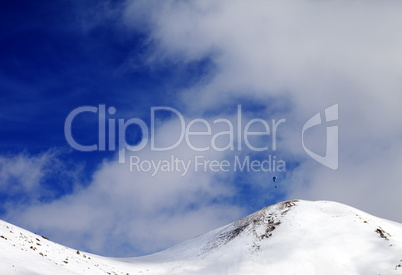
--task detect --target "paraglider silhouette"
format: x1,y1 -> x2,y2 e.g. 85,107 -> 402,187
273,176 -> 278,188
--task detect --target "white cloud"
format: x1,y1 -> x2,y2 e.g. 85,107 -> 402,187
0,153 -> 46,195
0,151 -> 79,201
122,0 -> 402,221
5,118 -> 250,256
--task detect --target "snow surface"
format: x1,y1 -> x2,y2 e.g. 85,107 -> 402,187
1,200 -> 402,274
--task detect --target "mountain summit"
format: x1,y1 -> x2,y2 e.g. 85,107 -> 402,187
1,200 -> 402,274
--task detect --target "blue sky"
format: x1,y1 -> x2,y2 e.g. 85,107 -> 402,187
1,0 -> 402,257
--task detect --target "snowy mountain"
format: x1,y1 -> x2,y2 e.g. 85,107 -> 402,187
1,200 -> 402,274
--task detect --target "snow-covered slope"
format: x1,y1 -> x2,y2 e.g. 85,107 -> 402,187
1,200 -> 402,274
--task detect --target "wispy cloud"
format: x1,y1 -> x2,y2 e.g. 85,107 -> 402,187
0,150 -> 82,207
121,0 -> 402,220
5,119 -> 249,256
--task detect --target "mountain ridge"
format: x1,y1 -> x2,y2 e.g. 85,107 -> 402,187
1,200 -> 402,274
